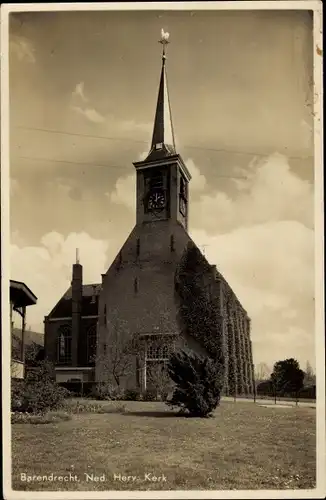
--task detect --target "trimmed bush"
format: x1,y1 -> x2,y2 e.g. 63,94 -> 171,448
167,349 -> 224,418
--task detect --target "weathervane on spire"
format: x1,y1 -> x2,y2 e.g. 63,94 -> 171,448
159,29 -> 170,62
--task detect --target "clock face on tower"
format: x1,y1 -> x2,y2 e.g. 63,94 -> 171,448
147,190 -> 166,211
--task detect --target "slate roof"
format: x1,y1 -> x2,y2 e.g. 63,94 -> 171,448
47,283 -> 101,319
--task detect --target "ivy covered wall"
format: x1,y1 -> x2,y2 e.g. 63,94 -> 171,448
175,242 -> 255,396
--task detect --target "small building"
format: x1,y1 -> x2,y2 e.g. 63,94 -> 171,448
10,280 -> 38,379
44,257 -> 99,384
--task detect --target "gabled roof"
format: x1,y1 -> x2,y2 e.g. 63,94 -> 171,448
47,283 -> 101,319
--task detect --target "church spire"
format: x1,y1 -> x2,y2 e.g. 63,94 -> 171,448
146,29 -> 176,160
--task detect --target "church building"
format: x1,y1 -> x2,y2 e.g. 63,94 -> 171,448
44,33 -> 255,396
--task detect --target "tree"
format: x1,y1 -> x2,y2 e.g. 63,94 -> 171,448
303,360 -> 316,387
25,341 -> 44,367
167,349 -> 224,418
255,362 -> 272,383
270,358 -> 305,403
95,329 -> 135,389
146,360 -> 174,401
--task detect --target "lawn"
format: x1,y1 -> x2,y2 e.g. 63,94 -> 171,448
11,400 -> 316,491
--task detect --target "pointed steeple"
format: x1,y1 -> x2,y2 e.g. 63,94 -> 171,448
145,29 -> 176,161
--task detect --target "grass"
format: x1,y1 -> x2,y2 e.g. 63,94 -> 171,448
11,400 -> 316,491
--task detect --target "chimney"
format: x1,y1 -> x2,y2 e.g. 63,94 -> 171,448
71,248 -> 82,367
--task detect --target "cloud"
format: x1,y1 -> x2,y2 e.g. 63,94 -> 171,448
71,83 -> 106,124
72,105 -> 105,124
191,153 -> 313,232
10,232 -> 109,331
186,159 -> 207,192
10,35 -> 36,63
72,82 -> 88,103
109,173 -> 136,210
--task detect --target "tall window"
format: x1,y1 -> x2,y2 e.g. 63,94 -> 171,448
87,324 -> 97,364
57,325 -> 72,364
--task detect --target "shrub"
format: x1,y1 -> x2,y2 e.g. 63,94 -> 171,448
90,382 -> 112,400
159,390 -> 169,402
146,363 -> 173,402
257,380 -> 274,397
57,381 -> 96,398
11,361 -> 70,414
58,381 -> 82,397
82,382 -> 96,397
167,349 -> 224,418
123,388 -> 141,401
143,388 -> 158,401
11,379 -> 25,412
91,382 -> 125,401
299,385 -> 316,399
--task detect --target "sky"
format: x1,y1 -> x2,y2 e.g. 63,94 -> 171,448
8,8 -> 315,371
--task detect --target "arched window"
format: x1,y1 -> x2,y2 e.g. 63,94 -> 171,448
57,325 -> 72,364
87,324 -> 97,364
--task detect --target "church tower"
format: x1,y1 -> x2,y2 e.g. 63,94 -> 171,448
133,33 -> 191,231
97,31 -> 196,391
